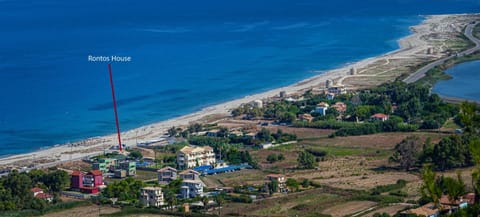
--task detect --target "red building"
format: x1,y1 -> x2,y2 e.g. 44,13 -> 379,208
70,170 -> 84,190
71,170 -> 103,194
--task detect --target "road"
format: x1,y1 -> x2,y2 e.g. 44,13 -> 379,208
403,22 -> 480,84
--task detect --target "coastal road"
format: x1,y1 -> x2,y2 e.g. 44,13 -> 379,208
403,22 -> 480,84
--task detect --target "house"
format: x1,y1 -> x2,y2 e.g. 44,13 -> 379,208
71,170 -> 103,194
313,102 -> 329,116
140,187 -> 164,207
298,113 -> 314,122
266,174 -> 287,193
70,170 -> 84,190
327,85 -> 346,95
31,187 -> 53,202
179,169 -> 201,181
401,203 -> 439,217
158,166 -> 177,184
180,179 -> 205,199
119,161 -> 136,176
259,142 -> 273,149
326,93 -> 335,100
92,158 -> 117,173
439,193 -> 475,212
370,113 -> 389,122
332,102 -> 347,113
177,146 -> 216,169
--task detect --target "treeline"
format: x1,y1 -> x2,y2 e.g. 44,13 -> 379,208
0,169 -> 70,212
234,81 -> 458,137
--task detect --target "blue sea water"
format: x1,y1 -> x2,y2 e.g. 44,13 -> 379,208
0,0 -> 479,156
433,60 -> 480,101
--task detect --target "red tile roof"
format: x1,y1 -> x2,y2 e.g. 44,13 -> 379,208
89,170 -> 102,176
371,113 -> 388,119
35,193 -> 53,199
71,170 -> 83,176
30,187 -> 43,193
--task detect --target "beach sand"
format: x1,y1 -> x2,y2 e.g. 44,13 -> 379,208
1,14 -> 478,169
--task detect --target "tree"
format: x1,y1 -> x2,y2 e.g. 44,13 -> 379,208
420,165 -> 442,209
297,150 -> 316,169
168,127 -> 178,137
43,170 -> 70,192
128,150 -> 143,160
440,172 -> 466,202
301,179 -> 310,188
390,136 -> 421,170
256,128 -> 272,142
201,196 -> 210,212
266,154 -> 278,163
286,178 -> 299,191
268,179 -> 278,194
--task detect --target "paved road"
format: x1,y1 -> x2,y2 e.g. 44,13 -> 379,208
403,22 -> 480,84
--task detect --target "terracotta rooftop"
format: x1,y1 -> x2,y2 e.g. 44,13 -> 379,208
71,170 -> 83,176
31,187 -> 43,193
371,113 -> 388,119
404,203 -> 438,216
89,170 -> 102,176
35,193 -> 53,199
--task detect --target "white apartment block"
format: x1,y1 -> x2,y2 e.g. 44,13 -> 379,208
177,146 -> 216,169
140,187 -> 164,207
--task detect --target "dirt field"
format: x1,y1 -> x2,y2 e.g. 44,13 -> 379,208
321,201 -> 377,217
363,204 -> 411,217
42,204 -> 119,217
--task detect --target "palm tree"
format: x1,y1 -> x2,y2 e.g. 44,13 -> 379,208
201,196 -> 210,213
421,165 -> 442,209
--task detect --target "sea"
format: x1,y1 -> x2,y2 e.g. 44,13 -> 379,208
433,60 -> 480,102
0,0 -> 479,156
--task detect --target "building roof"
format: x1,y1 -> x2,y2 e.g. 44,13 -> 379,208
267,174 -> 285,178
179,146 -> 214,154
158,166 -> 177,172
71,170 -> 83,176
405,203 -> 439,216
182,179 -> 204,184
439,194 -> 471,206
371,113 -> 388,119
35,193 -> 53,199
89,170 -> 103,176
316,102 -> 329,108
332,102 -> 347,112
31,187 -> 43,193
180,169 -> 201,175
142,186 -> 163,191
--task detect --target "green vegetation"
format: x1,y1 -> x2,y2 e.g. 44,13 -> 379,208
266,153 -> 285,163
102,177 -> 145,203
0,169 -> 70,213
297,150 -> 316,169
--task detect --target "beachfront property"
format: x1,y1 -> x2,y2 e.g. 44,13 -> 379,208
327,85 -> 347,95
180,179 -> 205,199
91,156 -> 136,178
140,187 -> 165,207
70,170 -> 104,194
370,113 -> 389,122
157,166 -> 178,184
266,174 -> 287,193
177,146 -> 216,169
313,102 -> 329,116
332,102 -> 347,113
31,187 -> 53,202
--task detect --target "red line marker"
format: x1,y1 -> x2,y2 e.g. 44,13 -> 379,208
108,64 -> 122,152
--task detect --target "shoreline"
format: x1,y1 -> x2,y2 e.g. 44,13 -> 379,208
1,14 -> 479,169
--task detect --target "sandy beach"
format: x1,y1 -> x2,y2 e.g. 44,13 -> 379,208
1,14 -> 478,169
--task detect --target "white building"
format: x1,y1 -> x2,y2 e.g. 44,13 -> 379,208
140,187 -> 165,207
180,179 -> 205,199
314,102 -> 329,116
177,146 -> 216,169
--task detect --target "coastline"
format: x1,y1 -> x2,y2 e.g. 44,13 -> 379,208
1,14 -> 479,169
